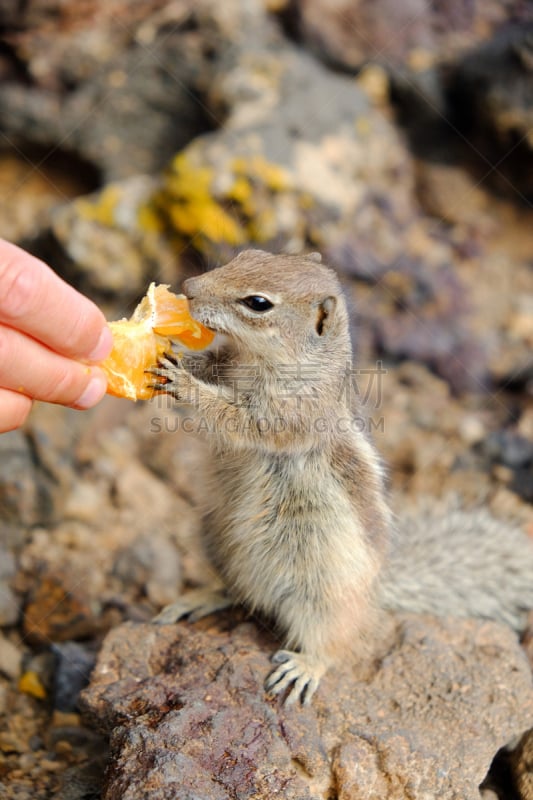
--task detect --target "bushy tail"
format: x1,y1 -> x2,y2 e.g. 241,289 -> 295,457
379,505 -> 533,632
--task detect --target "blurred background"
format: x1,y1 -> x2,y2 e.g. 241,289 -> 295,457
0,1 -> 533,797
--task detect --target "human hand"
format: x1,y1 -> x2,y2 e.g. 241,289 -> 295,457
0,239 -> 113,433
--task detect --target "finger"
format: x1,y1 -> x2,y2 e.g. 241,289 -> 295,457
0,387 -> 33,433
0,239 -> 112,362
0,324 -> 107,409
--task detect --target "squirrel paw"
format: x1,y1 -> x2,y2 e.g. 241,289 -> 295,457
153,588 -> 232,624
265,650 -> 325,706
146,354 -> 186,396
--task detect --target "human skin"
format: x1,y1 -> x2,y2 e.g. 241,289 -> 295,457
0,239 -> 112,433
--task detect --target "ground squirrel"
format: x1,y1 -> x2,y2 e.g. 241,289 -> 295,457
152,249 -> 533,705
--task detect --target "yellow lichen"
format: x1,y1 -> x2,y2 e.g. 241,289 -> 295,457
153,153 -> 247,245
165,163 -> 213,202
168,201 -> 246,245
147,148 -> 299,254
233,156 -> 290,192
18,671 -> 46,700
137,203 -> 164,233
226,176 -> 253,206
75,184 -> 121,227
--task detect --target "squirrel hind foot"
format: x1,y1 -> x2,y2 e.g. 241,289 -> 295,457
265,650 -> 326,706
153,587 -> 232,624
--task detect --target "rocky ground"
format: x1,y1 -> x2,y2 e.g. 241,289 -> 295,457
1,1 -> 533,798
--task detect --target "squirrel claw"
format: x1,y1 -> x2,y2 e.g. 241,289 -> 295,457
265,650 -> 324,706
153,588 -> 232,624
160,352 -> 180,367
146,354 -> 182,378
146,354 -> 186,396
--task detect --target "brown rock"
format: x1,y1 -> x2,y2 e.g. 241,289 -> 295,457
327,232 -> 489,394
23,573 -> 99,644
82,614 -> 533,799
284,0 -> 531,71
285,0 -> 431,70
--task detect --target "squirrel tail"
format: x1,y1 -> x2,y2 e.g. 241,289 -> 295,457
379,504 -> 533,632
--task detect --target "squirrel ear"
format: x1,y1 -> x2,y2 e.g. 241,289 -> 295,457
315,296 -> 336,336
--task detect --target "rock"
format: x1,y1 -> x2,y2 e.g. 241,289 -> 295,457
81,614 -> 533,799
0,151 -> 97,243
55,757 -> 108,800
0,0 -> 300,190
0,547 -> 20,627
414,160 -> 491,225
496,359 -> 533,394
477,431 -> 533,504
283,0 -> 531,72
25,0 -> 414,276
23,572 -> 100,645
283,0 -> 432,70
510,467 -> 533,505
112,534 -> 182,609
201,41 -> 413,245
24,404 -> 90,524
0,2 -> 532,797
481,431 -> 533,470
0,1 -> 212,181
0,430 -> 40,529
0,635 -> 23,680
63,480 -> 110,525
51,642 -> 98,713
0,583 -> 20,628
46,39 -> 413,272
327,233 -> 489,393
128,403 -> 210,511
49,711 -> 109,800
446,23 -> 533,202
43,174 -> 178,309
16,413 -> 198,634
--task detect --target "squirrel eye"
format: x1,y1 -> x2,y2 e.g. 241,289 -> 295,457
239,295 -> 274,312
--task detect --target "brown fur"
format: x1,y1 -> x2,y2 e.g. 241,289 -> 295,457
153,250 -> 390,704
153,249 -> 533,705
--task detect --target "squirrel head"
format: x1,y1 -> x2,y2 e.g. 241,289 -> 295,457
183,250 -> 351,366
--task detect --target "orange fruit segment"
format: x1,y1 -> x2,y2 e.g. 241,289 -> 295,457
101,283 -> 215,401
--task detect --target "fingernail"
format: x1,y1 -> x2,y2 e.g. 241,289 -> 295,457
75,373 -> 108,409
88,326 -> 113,362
